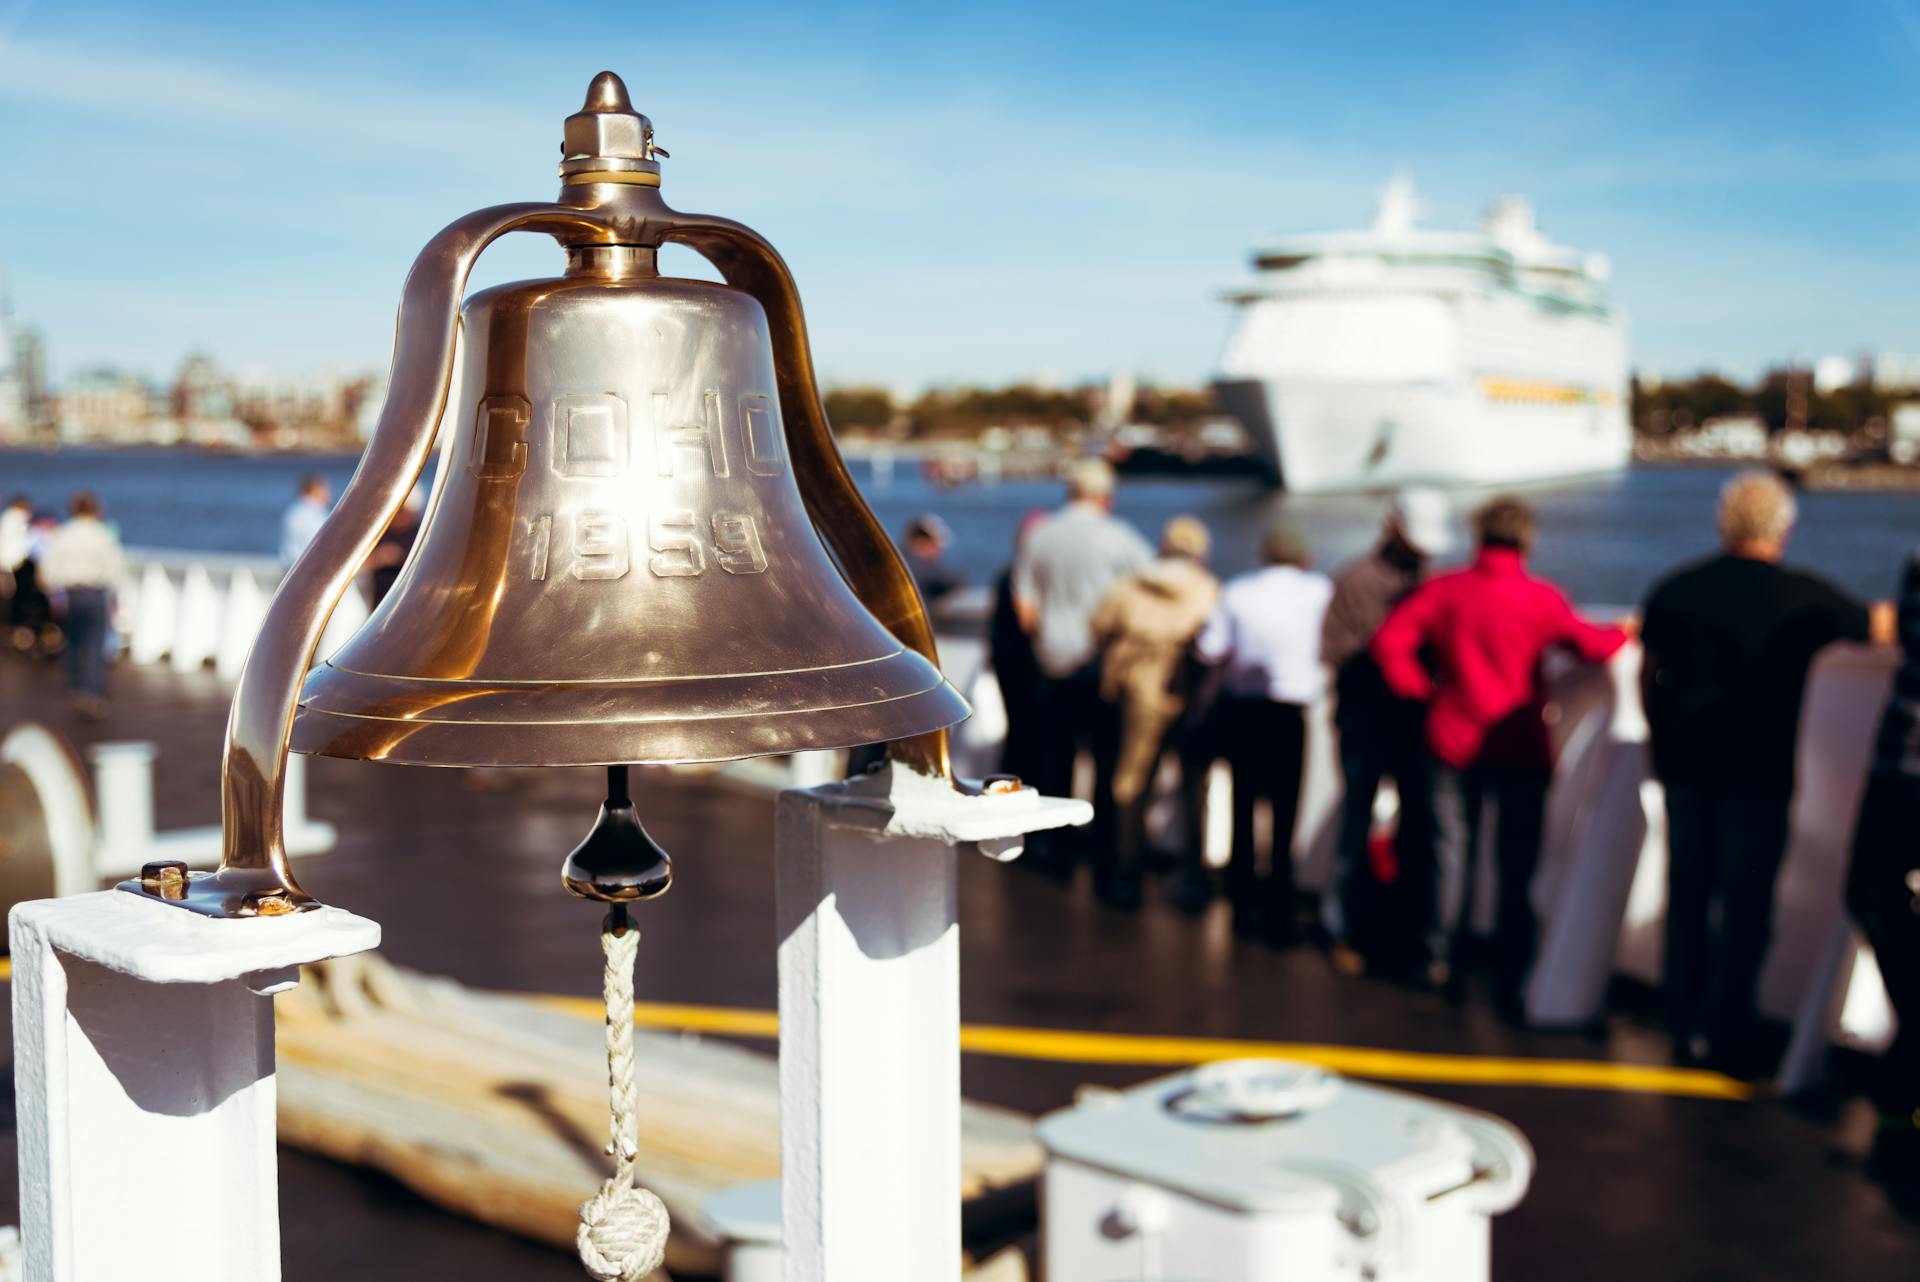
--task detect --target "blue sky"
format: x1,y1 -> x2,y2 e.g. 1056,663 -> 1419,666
0,0 -> 1915,389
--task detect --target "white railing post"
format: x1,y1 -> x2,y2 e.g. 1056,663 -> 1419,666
216,569 -> 268,682
126,563 -> 176,666
170,563 -> 221,673
775,767 -> 1087,1282
10,891 -> 379,1282
86,741 -> 158,869
85,741 -> 337,878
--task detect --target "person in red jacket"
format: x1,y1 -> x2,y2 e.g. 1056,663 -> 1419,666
1371,495 -> 1628,1016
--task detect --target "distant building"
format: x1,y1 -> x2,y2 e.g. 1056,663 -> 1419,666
232,370 -> 368,447
13,324 -> 51,429
1873,353 -> 1920,391
1776,429 -> 1850,468
0,292 -> 28,443
0,289 -> 387,450
1891,404 -> 1920,466
173,352 -> 234,422
0,372 -> 24,444
166,355 -> 245,446
0,285 -> 59,440
56,368 -> 153,442
1696,415 -> 1769,458
353,375 -> 386,441
0,379 -> 23,442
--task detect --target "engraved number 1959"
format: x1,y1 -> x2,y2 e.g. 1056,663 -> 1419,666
527,511 -> 768,581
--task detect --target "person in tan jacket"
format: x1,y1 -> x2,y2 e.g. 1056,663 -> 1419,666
1089,516 -> 1220,908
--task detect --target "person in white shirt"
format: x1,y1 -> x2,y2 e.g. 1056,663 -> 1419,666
40,491 -> 128,717
1196,523 -> 1334,944
280,474 -> 332,568
2,494 -> 32,641
0,494 -> 29,575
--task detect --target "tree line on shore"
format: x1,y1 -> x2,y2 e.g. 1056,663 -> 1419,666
1633,369 -> 1909,438
821,369 -> 1916,443
823,383 -> 1213,439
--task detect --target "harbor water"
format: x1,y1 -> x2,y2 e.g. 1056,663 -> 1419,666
4,448 -> 1917,605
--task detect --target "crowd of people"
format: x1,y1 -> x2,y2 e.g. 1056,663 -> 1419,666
962,460 -> 1913,1128
3,490 -> 128,718
977,459 -> 1635,1005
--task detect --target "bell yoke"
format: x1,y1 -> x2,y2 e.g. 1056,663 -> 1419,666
119,72 -> 969,918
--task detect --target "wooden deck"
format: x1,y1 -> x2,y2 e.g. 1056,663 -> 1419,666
0,650 -> 1915,1280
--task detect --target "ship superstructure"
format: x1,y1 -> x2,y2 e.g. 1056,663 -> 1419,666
1213,177 -> 1631,491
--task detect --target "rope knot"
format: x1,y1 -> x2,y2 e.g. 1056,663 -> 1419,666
577,1181 -> 669,1281
574,905 -> 671,1282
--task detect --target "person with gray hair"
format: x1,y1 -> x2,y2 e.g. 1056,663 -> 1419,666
1641,468 -> 1895,1073
1012,458 -> 1151,887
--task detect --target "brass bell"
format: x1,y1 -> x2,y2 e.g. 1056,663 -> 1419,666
121,71 -> 968,917
293,235 -> 960,766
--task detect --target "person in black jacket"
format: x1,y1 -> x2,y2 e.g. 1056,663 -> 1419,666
989,511 -> 1047,784
1641,470 -> 1894,1071
1319,487 -> 1453,980
1848,551 -> 1920,1198
368,486 -> 425,606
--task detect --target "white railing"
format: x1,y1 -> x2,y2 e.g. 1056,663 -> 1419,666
114,546 -> 369,680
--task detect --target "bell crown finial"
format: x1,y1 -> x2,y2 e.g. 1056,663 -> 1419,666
582,70 -> 633,113
560,69 -> 662,182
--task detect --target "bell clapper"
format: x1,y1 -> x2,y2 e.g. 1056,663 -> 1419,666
562,766 -> 675,903
570,764 -> 673,1281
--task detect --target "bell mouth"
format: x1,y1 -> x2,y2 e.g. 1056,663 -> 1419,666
291,647 -> 968,768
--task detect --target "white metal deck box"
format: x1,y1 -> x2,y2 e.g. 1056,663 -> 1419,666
1037,1060 -> 1533,1282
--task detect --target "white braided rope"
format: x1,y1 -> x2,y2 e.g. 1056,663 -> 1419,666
577,911 -> 670,1281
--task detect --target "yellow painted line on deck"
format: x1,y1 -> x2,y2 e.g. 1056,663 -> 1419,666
0,955 -> 1742,1100
535,995 -> 1752,1101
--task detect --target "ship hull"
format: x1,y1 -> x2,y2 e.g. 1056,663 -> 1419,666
1215,377 -> 1632,493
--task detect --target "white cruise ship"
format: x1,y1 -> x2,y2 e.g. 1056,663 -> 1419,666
1212,177 -> 1631,492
